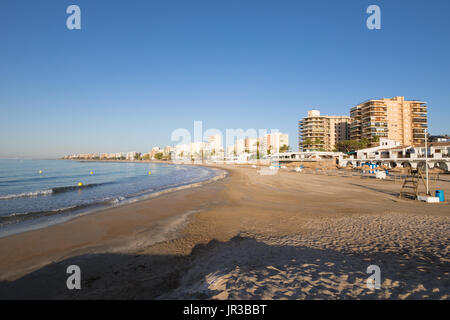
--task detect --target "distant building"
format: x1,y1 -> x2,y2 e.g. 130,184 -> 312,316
429,135 -> 449,143
126,152 -> 136,160
350,96 -> 427,147
190,141 -> 206,159
226,144 -> 236,157
207,134 -> 224,158
245,137 -> 258,153
175,144 -> 190,159
299,110 -> 350,152
207,134 -> 223,151
235,139 -> 246,155
163,146 -> 174,157
260,133 -> 289,155
150,146 -> 161,159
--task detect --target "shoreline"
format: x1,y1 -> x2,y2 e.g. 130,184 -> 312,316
0,164 -> 228,281
0,161 -> 226,239
0,165 -> 449,299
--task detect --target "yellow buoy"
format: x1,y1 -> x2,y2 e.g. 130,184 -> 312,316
39,170 -> 43,174
148,171 -> 151,175
90,171 -> 94,175
78,182 -> 83,187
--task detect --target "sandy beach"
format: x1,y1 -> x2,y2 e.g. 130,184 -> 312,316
0,165 -> 449,299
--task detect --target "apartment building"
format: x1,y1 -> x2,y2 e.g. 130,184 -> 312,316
299,110 -> 350,151
260,132 -> 289,155
149,146 -> 161,159
163,146 -> 175,157
235,139 -> 246,155
207,134 -> 223,152
245,137 -> 258,153
350,96 -> 427,146
126,152 -> 137,160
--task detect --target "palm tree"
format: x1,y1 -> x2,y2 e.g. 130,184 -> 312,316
279,144 -> 289,153
256,141 -> 260,160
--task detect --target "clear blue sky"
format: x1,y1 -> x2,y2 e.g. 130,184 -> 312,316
1,0 -> 449,158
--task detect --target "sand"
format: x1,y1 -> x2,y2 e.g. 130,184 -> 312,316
0,165 -> 448,299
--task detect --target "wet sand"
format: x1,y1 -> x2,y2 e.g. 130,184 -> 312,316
0,165 -> 449,299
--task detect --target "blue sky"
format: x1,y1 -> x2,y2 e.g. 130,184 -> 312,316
0,0 -> 449,158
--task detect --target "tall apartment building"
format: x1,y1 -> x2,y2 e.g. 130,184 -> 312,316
299,110 -> 350,151
244,137 -> 258,153
235,139 -> 246,155
261,132 -> 289,155
207,134 -> 223,152
350,96 -> 427,146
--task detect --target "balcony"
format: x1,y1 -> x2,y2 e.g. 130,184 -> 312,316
362,122 -> 387,128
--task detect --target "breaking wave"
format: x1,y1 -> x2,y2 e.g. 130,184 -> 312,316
0,182 -> 110,200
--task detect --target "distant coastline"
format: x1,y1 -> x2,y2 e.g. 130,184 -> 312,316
62,158 -> 174,164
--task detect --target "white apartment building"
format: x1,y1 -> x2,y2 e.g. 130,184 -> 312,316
163,146 -> 174,156
235,139 -> 246,155
207,134 -> 223,152
126,152 -> 137,160
245,138 -> 258,153
261,132 -> 289,155
175,144 -> 190,159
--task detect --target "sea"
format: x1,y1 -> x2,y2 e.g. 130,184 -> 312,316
0,159 -> 218,238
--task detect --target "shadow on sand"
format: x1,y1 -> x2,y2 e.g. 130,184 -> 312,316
349,183 -> 400,197
0,236 -> 448,299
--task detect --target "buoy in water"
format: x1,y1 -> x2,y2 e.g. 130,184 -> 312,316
148,171 -> 151,175
39,170 -> 43,174
78,182 -> 83,187
90,171 -> 94,175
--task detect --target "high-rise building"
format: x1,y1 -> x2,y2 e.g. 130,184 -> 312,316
244,137 -> 258,153
260,133 -> 289,155
235,139 -> 246,155
207,134 -> 223,154
349,96 -> 427,146
299,110 -> 350,151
